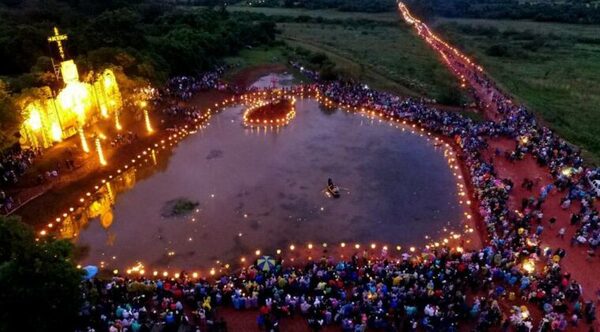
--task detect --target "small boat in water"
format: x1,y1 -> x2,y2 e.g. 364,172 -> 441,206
327,178 -> 340,198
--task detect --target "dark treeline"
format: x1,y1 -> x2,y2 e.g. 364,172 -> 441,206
0,0 -> 277,91
239,0 -> 600,24
244,0 -> 396,13
439,21 -> 600,59
0,0 -> 276,149
405,0 -> 600,24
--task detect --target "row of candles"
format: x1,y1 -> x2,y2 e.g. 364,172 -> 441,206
95,238 -> 474,281
398,2 -> 483,89
37,85 -> 479,279
242,94 -> 297,127
399,2 -> 540,281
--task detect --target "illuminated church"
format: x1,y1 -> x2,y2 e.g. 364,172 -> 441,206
19,27 -> 123,150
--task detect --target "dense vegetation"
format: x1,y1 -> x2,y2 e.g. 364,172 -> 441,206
406,0 -> 600,24
245,0 -> 396,13
241,0 -> 600,24
436,18 -> 600,161
0,0 -> 276,84
0,215 -> 82,332
0,0 -> 276,148
240,0 -> 600,24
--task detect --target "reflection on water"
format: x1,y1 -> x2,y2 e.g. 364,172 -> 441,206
69,98 -> 465,272
250,73 -> 295,89
59,146 -> 173,240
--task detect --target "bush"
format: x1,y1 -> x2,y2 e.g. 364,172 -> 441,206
0,216 -> 83,332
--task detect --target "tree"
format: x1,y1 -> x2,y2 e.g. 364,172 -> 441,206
0,80 -> 20,149
0,216 -> 83,332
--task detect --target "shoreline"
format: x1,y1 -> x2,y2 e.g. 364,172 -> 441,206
7,64 -> 598,330
26,86 -> 481,277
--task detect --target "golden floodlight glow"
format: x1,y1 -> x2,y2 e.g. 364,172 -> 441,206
58,81 -> 91,122
115,111 -> 122,130
144,109 -> 153,133
95,137 -> 107,166
27,107 -> 42,131
100,104 -> 108,118
50,122 -> 62,142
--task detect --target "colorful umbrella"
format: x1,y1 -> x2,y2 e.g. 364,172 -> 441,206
82,265 -> 98,280
256,256 -> 276,272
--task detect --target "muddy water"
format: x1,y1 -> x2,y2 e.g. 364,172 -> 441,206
74,98 -> 464,271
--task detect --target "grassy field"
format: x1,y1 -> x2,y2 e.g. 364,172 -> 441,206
223,47 -> 288,74
279,22 -> 461,102
434,18 -> 600,161
223,7 -> 600,161
226,5 -> 398,22
223,6 -> 463,103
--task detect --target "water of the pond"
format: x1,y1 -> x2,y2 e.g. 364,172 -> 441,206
74,96 -> 465,272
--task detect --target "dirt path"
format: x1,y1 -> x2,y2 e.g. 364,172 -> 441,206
398,3 -> 600,328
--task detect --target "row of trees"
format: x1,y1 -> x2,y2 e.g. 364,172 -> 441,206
240,0 -> 600,24
405,0 -> 600,24
0,1 -> 277,81
246,0 -> 396,13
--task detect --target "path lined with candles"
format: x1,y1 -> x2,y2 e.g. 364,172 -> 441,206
35,86 -> 478,279
398,2 -> 600,328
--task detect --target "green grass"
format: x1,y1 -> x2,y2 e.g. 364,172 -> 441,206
222,5 -> 464,103
224,47 -> 288,70
278,22 -> 462,102
226,5 -> 399,22
435,18 -> 600,162
222,46 -> 308,84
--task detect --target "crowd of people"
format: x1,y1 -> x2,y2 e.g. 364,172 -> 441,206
110,132 -> 139,149
445,47 -> 600,258
162,66 -> 227,101
154,67 -> 231,123
0,20 -> 592,328
0,147 -> 38,187
0,147 -> 40,212
74,54 -> 599,331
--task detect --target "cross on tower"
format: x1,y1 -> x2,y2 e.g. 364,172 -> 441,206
48,27 -> 68,60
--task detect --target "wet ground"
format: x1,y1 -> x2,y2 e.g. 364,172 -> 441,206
74,97 -> 464,272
